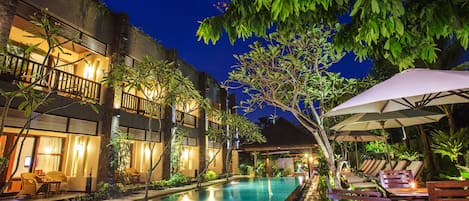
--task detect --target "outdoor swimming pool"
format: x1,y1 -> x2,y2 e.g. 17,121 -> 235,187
153,177 -> 303,201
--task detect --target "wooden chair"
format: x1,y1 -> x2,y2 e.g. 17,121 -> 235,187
17,173 -> 47,197
125,168 -> 141,184
427,180 -> 469,201
328,189 -> 391,201
46,171 -> 68,192
379,169 -> 414,188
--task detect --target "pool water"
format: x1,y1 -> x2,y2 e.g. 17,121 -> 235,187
153,177 -> 303,201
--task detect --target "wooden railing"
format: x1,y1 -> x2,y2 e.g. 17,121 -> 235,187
176,110 -> 197,128
1,53 -> 101,102
121,92 -> 161,117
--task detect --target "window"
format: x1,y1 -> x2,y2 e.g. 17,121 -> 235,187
35,137 -> 64,173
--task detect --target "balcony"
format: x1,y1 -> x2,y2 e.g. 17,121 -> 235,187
208,121 -> 222,130
176,110 -> 197,128
121,92 -> 161,117
0,53 -> 101,102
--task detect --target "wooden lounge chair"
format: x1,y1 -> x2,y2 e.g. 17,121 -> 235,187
328,189 -> 391,201
379,169 -> 414,188
405,161 -> 424,181
383,161 -> 397,171
427,180 -> 469,201
392,160 -> 407,171
46,171 -> 68,192
346,160 -> 387,184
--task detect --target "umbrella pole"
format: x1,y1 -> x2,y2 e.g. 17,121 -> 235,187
355,142 -> 359,169
381,125 -> 392,167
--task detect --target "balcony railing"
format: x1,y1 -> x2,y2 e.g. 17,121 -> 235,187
1,53 -> 101,102
121,92 -> 161,117
208,121 -> 222,130
176,110 -> 197,128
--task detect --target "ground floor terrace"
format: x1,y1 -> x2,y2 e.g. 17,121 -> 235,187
0,111 -> 233,198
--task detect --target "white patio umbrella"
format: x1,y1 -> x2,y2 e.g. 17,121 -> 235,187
325,68 -> 469,117
331,110 -> 446,131
329,131 -> 385,168
331,110 -> 445,165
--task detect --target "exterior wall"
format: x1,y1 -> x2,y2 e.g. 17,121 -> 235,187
207,148 -> 223,175
179,59 -> 200,87
25,0 -> 115,45
0,0 -> 237,191
132,141 -> 163,181
179,146 -> 199,178
127,27 -> 166,61
231,150 -> 239,174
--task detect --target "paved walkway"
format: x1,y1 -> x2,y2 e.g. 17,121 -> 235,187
298,175 -> 322,201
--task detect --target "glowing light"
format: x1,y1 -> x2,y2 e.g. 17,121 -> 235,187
44,147 -> 52,154
304,153 -> 308,158
309,156 -> 313,163
181,194 -> 192,201
208,187 -> 216,201
84,64 -> 95,79
410,181 -> 416,189
182,149 -> 190,160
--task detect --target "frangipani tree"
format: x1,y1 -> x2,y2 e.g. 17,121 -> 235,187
104,56 -> 207,199
224,26 -> 370,186
200,109 -> 265,186
197,0 -> 469,69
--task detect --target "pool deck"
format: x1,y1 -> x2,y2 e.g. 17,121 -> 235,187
299,175 -> 321,201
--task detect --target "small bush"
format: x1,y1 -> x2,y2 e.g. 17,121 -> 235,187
239,164 -> 254,175
204,170 -> 218,181
168,172 -> 191,186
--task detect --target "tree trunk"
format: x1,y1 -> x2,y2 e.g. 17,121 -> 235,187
418,125 -> 434,179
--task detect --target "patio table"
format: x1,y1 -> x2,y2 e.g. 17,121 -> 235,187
386,187 -> 428,200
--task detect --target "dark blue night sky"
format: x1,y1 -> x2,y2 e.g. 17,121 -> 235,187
102,0 -> 372,122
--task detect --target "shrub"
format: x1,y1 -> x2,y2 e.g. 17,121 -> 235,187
239,164 -> 254,175
204,170 -> 218,181
168,172 -> 191,186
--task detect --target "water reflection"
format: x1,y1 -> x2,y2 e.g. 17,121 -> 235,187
154,177 -> 300,201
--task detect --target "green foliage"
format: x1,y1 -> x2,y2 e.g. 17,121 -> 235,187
223,25 -> 368,185
206,110 -> 265,146
103,56 -> 206,113
366,141 -> 392,154
197,0 -> 469,69
393,144 -> 422,161
151,173 -> 192,188
239,164 -> 254,175
171,128 -> 189,173
255,160 -> 266,177
203,170 -> 218,181
168,173 -> 191,186
431,128 -> 469,163
70,182 -> 121,201
108,131 -> 132,177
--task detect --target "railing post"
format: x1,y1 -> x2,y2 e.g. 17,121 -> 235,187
137,96 -> 141,114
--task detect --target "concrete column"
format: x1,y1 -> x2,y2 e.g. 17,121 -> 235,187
197,72 -> 208,175
161,49 -> 178,180
0,0 -> 18,53
96,13 -> 129,184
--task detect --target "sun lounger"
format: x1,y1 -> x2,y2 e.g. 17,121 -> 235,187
392,160 -> 407,171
